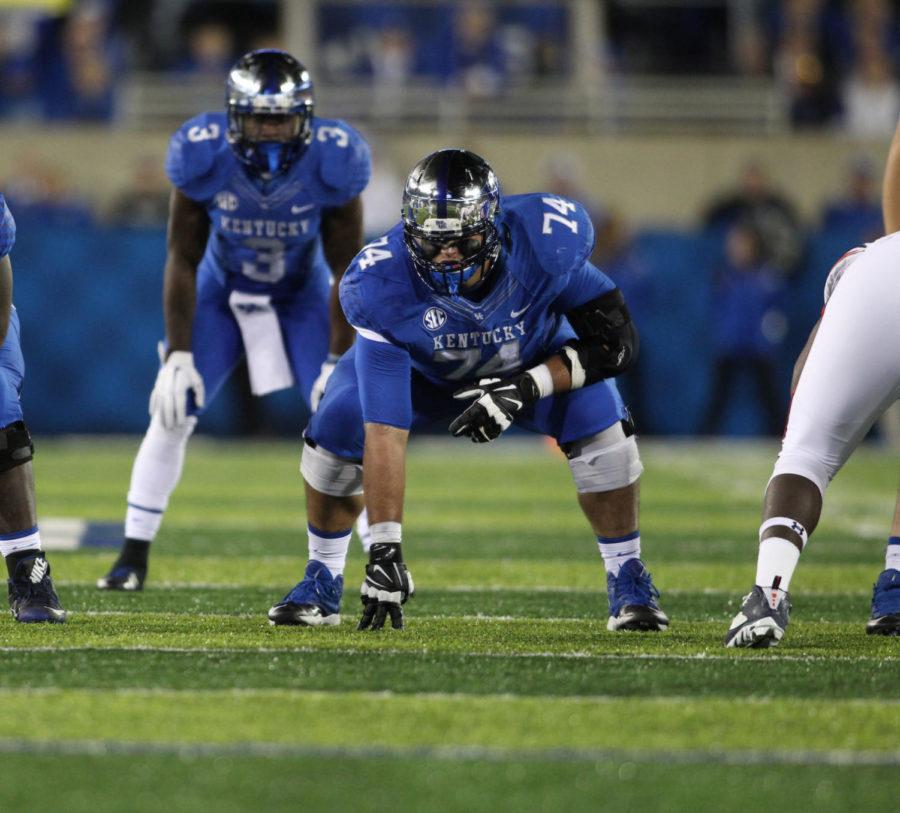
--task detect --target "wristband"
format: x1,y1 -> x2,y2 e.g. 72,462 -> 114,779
526,364 -> 554,399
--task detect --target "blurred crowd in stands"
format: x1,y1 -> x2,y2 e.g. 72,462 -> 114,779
540,150 -> 885,436
6,139 -> 884,437
2,1 -> 900,134
2,0 -> 897,437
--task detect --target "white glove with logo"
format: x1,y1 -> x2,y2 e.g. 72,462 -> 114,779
310,355 -> 339,412
148,347 -> 205,429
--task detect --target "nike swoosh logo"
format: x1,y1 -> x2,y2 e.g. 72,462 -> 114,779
729,613 -> 748,629
291,204 -> 314,214
510,304 -> 531,318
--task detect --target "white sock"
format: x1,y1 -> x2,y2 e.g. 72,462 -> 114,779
886,537 -> 900,571
597,532 -> 641,576
355,508 -> 372,554
755,537 -> 801,593
124,414 -> 196,542
308,524 -> 351,577
0,526 -> 41,558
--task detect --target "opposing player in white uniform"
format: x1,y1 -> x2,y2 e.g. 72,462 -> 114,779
97,50 -> 370,590
724,237 -> 900,646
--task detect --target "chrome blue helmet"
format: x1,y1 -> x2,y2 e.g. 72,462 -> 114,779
225,49 -> 314,177
402,149 -> 502,297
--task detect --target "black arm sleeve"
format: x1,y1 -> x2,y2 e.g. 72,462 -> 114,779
560,288 -> 639,387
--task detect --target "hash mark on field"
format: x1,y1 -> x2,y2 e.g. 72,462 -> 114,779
0,738 -> 897,767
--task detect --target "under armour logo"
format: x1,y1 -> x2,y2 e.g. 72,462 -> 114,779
790,522 -> 803,534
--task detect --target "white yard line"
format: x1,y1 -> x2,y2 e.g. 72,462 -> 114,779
0,737 -> 896,766
0,609 -> 872,626
55,581 -> 872,597
0,645 -> 895,663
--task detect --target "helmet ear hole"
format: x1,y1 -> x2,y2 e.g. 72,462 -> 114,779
401,149 -> 502,296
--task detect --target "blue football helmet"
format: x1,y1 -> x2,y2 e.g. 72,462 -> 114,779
402,149 -> 502,297
225,49 -> 314,177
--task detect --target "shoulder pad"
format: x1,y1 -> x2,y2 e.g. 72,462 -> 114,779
0,195 -> 16,258
165,112 -> 232,202
502,193 -> 595,278
310,118 -> 372,204
340,227 -> 406,335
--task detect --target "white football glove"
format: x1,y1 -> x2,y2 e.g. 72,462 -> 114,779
148,348 -> 205,429
310,355 -> 338,412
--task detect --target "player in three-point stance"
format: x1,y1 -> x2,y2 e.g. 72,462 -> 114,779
267,148 -> 668,632
724,239 -> 900,647
97,50 -> 370,591
0,194 -> 66,622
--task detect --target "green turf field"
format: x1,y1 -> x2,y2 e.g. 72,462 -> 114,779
1,436 -> 897,812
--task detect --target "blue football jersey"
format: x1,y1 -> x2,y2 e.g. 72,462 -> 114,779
165,112 -> 371,296
340,193 -> 615,388
0,194 -> 16,258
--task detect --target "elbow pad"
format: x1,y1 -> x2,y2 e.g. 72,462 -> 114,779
560,289 -> 639,388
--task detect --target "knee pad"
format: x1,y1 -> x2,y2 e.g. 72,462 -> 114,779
564,421 -> 643,493
300,439 -> 363,497
770,447 -> 831,497
0,420 -> 34,473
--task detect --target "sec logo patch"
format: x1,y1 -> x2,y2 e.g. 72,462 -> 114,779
422,307 -> 447,331
215,191 -> 239,211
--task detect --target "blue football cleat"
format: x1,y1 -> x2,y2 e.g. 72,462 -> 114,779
866,568 -> 900,636
724,585 -> 790,648
606,558 -> 669,631
8,555 -> 67,623
96,564 -> 145,591
268,560 -> 343,626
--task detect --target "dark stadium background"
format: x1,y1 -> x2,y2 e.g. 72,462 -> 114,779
0,0 -> 893,437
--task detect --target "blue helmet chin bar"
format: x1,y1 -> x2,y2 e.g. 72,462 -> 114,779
428,259 -> 484,297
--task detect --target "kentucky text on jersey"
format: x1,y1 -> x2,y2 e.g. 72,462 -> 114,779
166,110 -> 370,294
218,216 -> 311,237
431,321 -> 527,350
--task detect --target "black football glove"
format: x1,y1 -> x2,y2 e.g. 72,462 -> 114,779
449,373 -> 541,443
358,543 -> 415,631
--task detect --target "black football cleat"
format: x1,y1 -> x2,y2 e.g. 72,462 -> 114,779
724,585 -> 790,648
96,564 -> 146,591
8,554 -> 67,623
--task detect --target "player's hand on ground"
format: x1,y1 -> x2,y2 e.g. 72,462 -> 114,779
449,373 -> 540,443
358,543 -> 414,631
149,349 -> 205,429
310,355 -> 338,413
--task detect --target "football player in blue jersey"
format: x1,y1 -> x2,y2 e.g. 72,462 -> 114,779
97,50 -> 371,590
0,195 -> 67,622
267,148 -> 669,632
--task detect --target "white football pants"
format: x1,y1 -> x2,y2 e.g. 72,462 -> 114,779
772,233 -> 900,495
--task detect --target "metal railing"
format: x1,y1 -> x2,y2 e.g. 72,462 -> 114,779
119,72 -> 787,134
